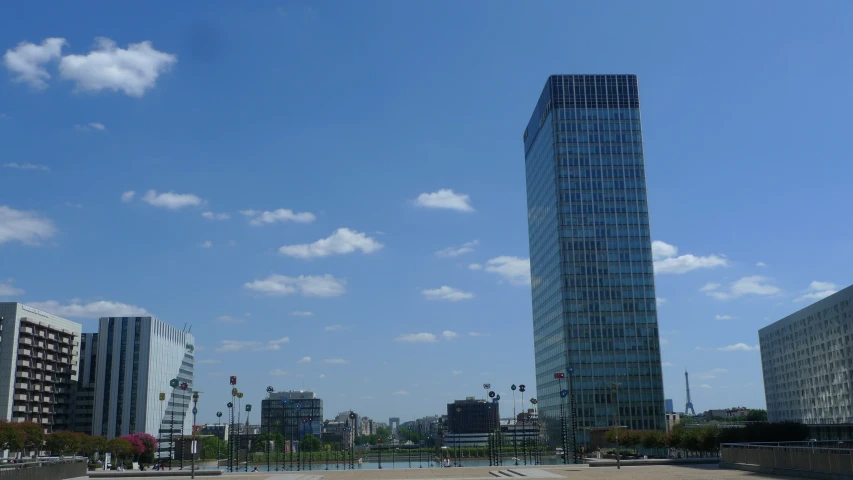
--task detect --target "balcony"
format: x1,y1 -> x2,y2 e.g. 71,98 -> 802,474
20,326 -> 33,335
43,386 -> 52,392
47,344 -> 56,351
41,407 -> 50,414
11,417 -> 25,423
16,360 -> 30,368
40,418 -> 49,424
19,337 -> 32,346
15,371 -> 29,379
17,348 -> 31,357
13,394 -> 27,401
12,406 -> 26,413
13,381 -> 28,389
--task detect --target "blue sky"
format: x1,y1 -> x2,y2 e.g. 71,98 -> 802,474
2,1 -> 852,424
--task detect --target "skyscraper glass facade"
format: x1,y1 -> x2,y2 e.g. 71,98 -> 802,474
522,75 -> 665,441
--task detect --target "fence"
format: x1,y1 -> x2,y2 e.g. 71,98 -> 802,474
0,458 -> 88,480
721,442 -> 853,480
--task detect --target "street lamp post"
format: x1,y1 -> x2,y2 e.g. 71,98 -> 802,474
180,382 -> 189,470
495,395 -> 502,466
567,367 -> 578,465
169,379 -> 178,470
227,401 -> 234,472
191,392 -> 199,479
511,384 -> 518,466
377,437 -> 383,469
158,392 -> 166,464
215,412 -> 222,470
349,412 -> 357,470
519,385 -> 526,465
266,387 -> 273,472
455,407 -> 462,467
236,392 -> 243,472
611,383 -> 621,470
245,403 -> 252,472
418,425 -> 423,468
323,421 -> 330,471
554,372 -> 568,464
294,403 -> 301,471
530,398 -> 539,465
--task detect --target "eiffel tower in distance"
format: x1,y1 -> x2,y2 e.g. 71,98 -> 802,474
684,369 -> 696,415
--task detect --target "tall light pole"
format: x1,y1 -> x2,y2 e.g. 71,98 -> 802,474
519,384 -> 526,465
191,391 -> 199,479
530,398 -> 539,465
266,386 -> 273,472
169,378 -> 179,470
215,411 -> 222,470
611,383 -> 621,470
227,400 -> 234,472
554,372 -> 568,464
567,367 -> 578,465
511,384 -> 518,466
349,412 -> 357,470
159,392 -> 165,464
179,382 -> 189,470
236,391 -> 244,472
244,403 -> 252,472
455,407 -> 462,467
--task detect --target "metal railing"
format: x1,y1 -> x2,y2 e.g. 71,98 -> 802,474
721,442 -> 853,478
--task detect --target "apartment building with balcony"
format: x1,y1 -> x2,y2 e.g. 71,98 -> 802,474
0,303 -> 82,433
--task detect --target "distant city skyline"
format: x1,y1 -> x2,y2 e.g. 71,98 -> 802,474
2,1 -> 852,423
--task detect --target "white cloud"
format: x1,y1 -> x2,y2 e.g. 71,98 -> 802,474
201,240 -> 212,248
395,333 -> 437,343
324,325 -> 344,331
482,256 -> 531,285
652,240 -> 728,274
27,300 -> 148,318
0,205 -> 57,246
75,122 -> 107,132
298,356 -> 311,364
142,190 -> 203,210
270,369 -> 288,376
319,374 -> 326,379
421,286 -> 474,301
392,390 -> 409,396
3,162 -> 50,172
468,263 -> 482,270
698,374 -> 716,380
715,314 -> 735,320
436,240 -> 479,258
704,276 -> 781,300
324,358 -> 349,365
3,38 -> 65,88
244,274 -> 346,297
468,332 -> 490,337
442,331 -> 457,340
712,368 -> 728,373
202,211 -> 230,221
240,208 -> 315,226
217,315 -> 244,324
452,370 -> 463,375
196,359 -> 220,365
660,338 -> 669,345
64,202 -> 82,208
656,298 -> 667,307
414,189 -> 474,212
700,384 -> 711,389
718,343 -> 759,352
58,38 -> 176,97
279,228 -> 383,259
794,281 -> 839,302
216,337 -> 289,353
0,280 -> 25,296
662,362 -> 674,367
289,311 -> 313,317
756,262 -> 767,267
121,191 -> 136,202
651,240 -> 678,261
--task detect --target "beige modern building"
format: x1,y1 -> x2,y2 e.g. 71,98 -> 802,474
0,303 -> 82,433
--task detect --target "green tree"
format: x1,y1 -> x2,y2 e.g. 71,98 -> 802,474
641,431 -> 666,451
45,431 -> 82,458
375,426 -> 391,439
19,422 -> 45,456
300,434 -> 322,452
745,409 -> 768,422
106,438 -> 133,467
83,436 -> 107,458
0,422 -> 25,455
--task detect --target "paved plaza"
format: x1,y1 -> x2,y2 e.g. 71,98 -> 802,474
92,464 -> 794,480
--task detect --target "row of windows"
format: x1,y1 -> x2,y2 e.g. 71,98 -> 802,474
557,133 -> 644,145
558,121 -> 643,133
565,289 -> 656,300
566,301 -> 657,313
561,181 -> 647,192
557,155 -> 645,167
563,191 -> 648,203
560,167 -> 646,179
561,228 -> 652,239
554,108 -> 641,121
561,144 -> 643,155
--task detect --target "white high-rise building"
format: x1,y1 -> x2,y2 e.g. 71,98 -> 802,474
0,303 -> 82,433
760,284 -> 853,424
90,316 -> 194,446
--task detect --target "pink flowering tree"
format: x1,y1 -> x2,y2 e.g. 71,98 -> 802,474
119,433 -> 158,465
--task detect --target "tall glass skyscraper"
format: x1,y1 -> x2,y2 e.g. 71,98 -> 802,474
522,75 -> 665,442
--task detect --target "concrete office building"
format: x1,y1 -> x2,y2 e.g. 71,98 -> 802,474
447,398 -> 499,434
0,303 -> 82,433
91,317 -> 195,443
522,75 -> 665,440
760,284 -> 853,424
